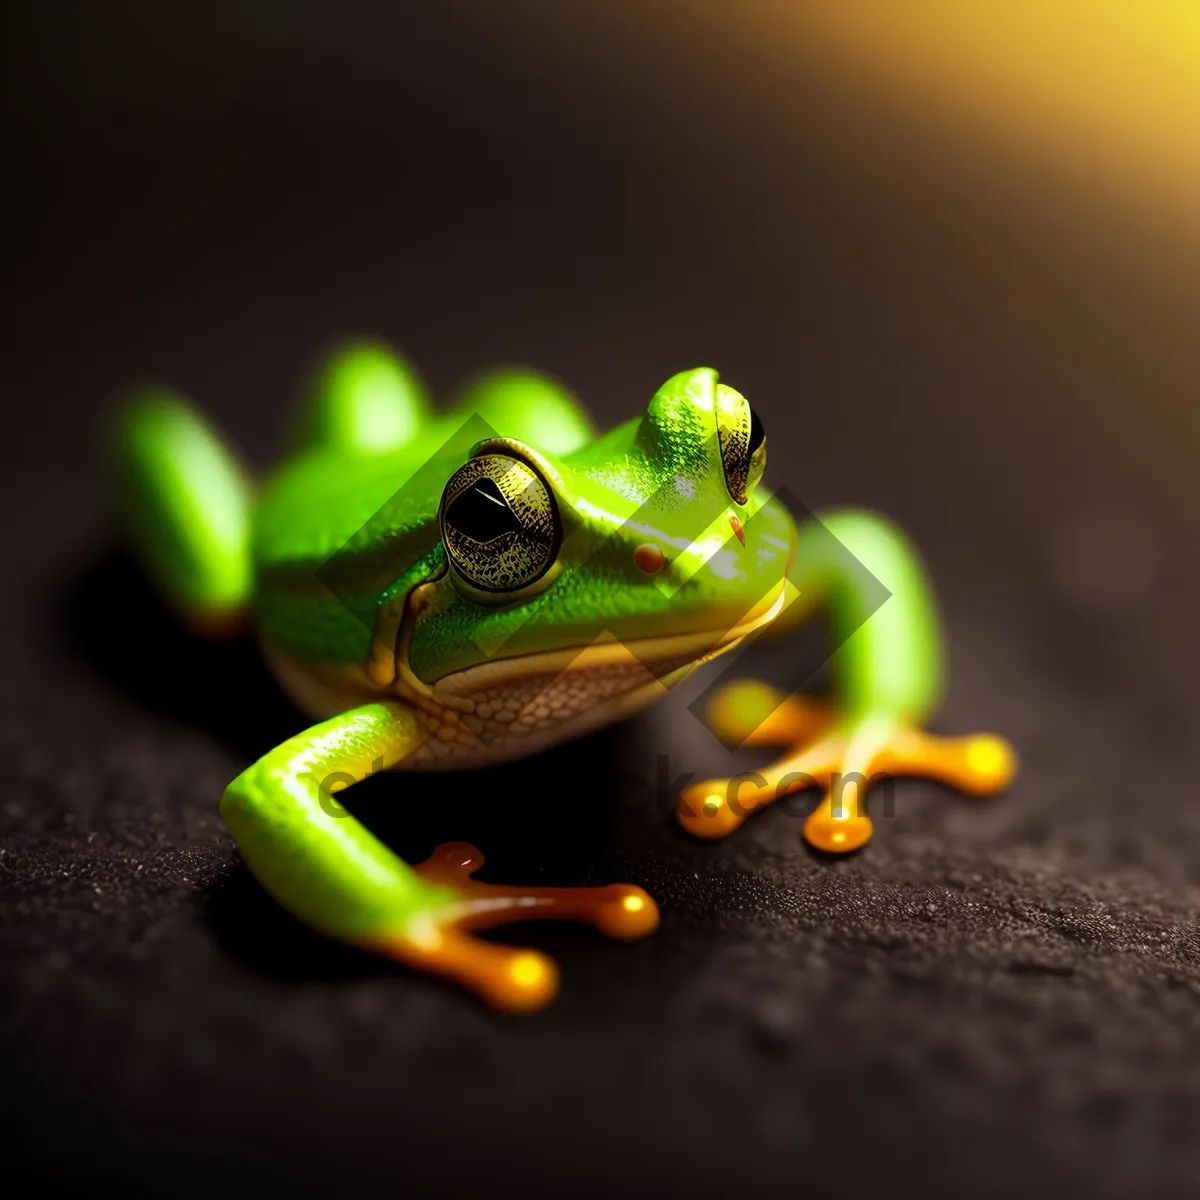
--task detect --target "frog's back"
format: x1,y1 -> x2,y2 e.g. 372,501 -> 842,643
251,346 -> 597,667
255,438 -> 449,573
255,351 -> 597,573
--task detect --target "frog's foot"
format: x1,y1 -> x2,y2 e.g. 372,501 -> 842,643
370,842 -> 659,1012
677,680 -> 1017,852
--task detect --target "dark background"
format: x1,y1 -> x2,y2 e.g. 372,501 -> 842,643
3,4 -> 1200,1196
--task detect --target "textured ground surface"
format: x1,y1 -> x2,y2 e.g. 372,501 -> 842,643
3,6 -> 1200,1196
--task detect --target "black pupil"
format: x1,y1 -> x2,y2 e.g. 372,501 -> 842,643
748,406 -> 765,454
445,478 -> 522,542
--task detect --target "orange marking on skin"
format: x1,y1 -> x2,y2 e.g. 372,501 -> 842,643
729,515 -> 745,545
634,543 -> 666,573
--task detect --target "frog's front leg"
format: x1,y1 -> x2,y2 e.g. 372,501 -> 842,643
221,701 -> 658,1011
677,509 -> 1017,851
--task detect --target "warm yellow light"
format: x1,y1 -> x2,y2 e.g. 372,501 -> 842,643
776,3 -> 1200,225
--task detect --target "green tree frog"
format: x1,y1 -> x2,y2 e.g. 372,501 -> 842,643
112,344 -> 1016,1011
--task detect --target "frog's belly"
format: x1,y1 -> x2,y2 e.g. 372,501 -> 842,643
402,651 -> 703,769
262,641 -> 726,771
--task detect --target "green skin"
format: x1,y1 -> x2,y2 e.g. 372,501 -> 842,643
112,343 -> 968,1003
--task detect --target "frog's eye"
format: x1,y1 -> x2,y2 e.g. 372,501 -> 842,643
715,384 -> 767,505
439,453 -> 561,593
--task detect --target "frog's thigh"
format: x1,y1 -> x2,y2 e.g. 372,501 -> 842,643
220,700 -> 657,1012
112,389 -> 252,636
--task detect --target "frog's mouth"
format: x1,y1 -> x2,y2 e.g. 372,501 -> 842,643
435,575 -> 787,699
409,577 -> 791,766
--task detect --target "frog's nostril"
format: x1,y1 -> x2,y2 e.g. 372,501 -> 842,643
729,515 -> 746,545
634,543 -> 665,574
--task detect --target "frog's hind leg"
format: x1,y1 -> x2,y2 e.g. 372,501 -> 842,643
112,388 -> 253,637
677,509 -> 1017,851
295,341 -> 431,455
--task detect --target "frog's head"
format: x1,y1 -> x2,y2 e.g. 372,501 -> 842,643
404,368 -> 796,751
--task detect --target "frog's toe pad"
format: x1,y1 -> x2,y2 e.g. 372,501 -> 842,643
381,921 -> 562,1013
676,783 -> 760,840
884,729 -> 1019,796
374,842 -> 660,1012
803,805 -> 874,854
